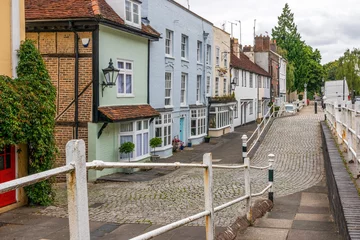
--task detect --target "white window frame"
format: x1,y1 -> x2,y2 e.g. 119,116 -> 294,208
190,109 -> 206,137
242,71 -> 247,87
258,75 -> 262,88
234,101 -> 239,119
258,100 -> 262,114
196,75 -> 201,103
181,34 -> 188,59
223,78 -> 227,95
235,69 -> 240,86
216,47 -> 220,66
206,76 -> 211,95
223,52 -> 228,68
197,41 -> 202,63
165,72 -> 172,106
215,77 -> 219,96
117,59 -> 134,97
154,113 -> 172,149
209,106 -> 231,129
206,45 -> 211,64
249,101 -> 253,115
249,73 -> 253,88
119,120 -> 150,161
165,29 -> 173,56
124,0 -> 141,28
181,73 -> 187,106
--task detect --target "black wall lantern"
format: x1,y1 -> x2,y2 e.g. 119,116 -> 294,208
230,79 -> 237,93
102,58 -> 119,96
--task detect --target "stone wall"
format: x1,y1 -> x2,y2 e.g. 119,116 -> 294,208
321,122 -> 360,239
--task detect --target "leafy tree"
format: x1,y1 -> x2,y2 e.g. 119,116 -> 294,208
323,60 -> 338,80
272,3 -> 324,93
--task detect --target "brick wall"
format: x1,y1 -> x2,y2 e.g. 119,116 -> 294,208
26,31 -> 93,170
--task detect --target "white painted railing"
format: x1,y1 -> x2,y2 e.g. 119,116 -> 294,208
247,105 -> 276,153
0,139 -> 275,240
324,100 -> 360,172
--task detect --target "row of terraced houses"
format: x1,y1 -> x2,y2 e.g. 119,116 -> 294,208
1,0 -> 287,210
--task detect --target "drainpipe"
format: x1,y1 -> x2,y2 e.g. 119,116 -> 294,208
70,21 -> 79,139
147,39 -> 150,104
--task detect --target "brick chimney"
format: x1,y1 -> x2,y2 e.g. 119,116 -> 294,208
231,38 -> 240,58
263,35 -> 270,51
243,45 -> 252,52
270,39 -> 277,52
254,35 -> 264,52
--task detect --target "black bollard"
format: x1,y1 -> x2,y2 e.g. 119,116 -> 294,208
315,101 -> 318,114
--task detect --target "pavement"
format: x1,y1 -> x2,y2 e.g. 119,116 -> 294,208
0,105 -> 343,239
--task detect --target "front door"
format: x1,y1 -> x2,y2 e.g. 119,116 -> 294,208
0,146 -> 16,207
179,118 -> 184,142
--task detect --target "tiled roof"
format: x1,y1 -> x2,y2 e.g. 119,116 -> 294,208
98,105 -> 160,122
231,52 -> 271,77
25,0 -> 160,37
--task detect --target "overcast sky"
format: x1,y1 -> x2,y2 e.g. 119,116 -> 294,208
175,0 -> 360,64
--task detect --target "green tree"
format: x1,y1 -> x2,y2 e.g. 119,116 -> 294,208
272,3 -> 324,93
323,60 -> 338,80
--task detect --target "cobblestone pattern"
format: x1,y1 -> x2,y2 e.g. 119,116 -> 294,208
37,107 -> 325,227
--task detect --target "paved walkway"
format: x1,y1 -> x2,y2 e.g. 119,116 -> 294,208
0,106 -> 343,239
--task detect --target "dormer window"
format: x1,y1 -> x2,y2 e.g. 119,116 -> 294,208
125,0 -> 141,28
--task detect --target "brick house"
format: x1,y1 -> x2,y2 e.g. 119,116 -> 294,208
25,0 -> 160,180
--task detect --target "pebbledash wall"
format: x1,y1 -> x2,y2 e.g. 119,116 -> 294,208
142,0 -> 213,158
88,25 -> 150,180
25,31 -> 93,173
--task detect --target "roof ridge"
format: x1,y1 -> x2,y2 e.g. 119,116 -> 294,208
91,0 -> 101,16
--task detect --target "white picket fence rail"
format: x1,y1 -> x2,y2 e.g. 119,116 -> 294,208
324,100 -> 360,171
0,139 -> 275,240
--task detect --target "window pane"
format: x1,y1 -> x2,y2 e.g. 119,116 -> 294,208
136,134 -> 142,157
118,61 -> 124,69
133,4 -> 139,24
120,135 -> 133,159
6,154 -> 10,169
143,121 -> 148,129
155,127 -> 162,138
137,121 -> 142,131
126,62 -> 132,70
143,133 -> 149,154
120,122 -> 133,132
118,74 -> 124,94
126,75 -> 132,94
167,126 -> 171,146
125,1 -> 131,21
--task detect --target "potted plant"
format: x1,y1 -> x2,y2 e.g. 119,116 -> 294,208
179,141 -> 184,150
119,141 -> 135,174
150,137 -> 162,161
204,136 -> 211,143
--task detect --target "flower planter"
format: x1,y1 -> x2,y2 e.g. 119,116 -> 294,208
151,155 -> 160,162
188,142 -> 192,148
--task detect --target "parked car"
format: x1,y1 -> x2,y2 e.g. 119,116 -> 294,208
285,104 -> 296,114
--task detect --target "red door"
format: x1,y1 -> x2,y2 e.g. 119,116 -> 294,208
0,145 -> 16,207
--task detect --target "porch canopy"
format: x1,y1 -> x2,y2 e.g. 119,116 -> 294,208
98,105 -> 160,122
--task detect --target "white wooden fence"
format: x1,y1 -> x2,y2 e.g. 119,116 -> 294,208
0,139 -> 275,240
324,100 -> 360,172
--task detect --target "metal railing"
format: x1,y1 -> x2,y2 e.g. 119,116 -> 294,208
0,139 -> 275,240
324,100 -> 360,172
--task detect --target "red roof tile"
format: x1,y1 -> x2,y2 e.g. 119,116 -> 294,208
25,0 -> 160,37
231,53 -> 271,77
99,105 -> 160,122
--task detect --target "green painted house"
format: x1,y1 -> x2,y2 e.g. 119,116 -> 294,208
25,0 -> 160,181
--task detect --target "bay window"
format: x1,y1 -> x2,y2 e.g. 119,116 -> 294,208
154,113 -> 172,148
209,106 -> 232,129
191,109 -> 206,136
119,120 -> 150,161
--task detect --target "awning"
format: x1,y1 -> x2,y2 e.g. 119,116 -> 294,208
98,105 -> 160,122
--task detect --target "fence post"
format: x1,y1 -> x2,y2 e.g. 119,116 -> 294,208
268,154 -> 275,202
203,153 -> 214,240
244,157 -> 252,222
242,135 -> 248,162
66,140 -> 90,240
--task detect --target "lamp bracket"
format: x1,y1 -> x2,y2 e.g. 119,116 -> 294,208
98,122 -> 109,139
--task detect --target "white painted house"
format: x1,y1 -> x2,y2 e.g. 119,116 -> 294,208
231,39 -> 271,127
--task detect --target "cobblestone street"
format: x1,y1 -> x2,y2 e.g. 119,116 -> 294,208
34,107 -> 325,228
